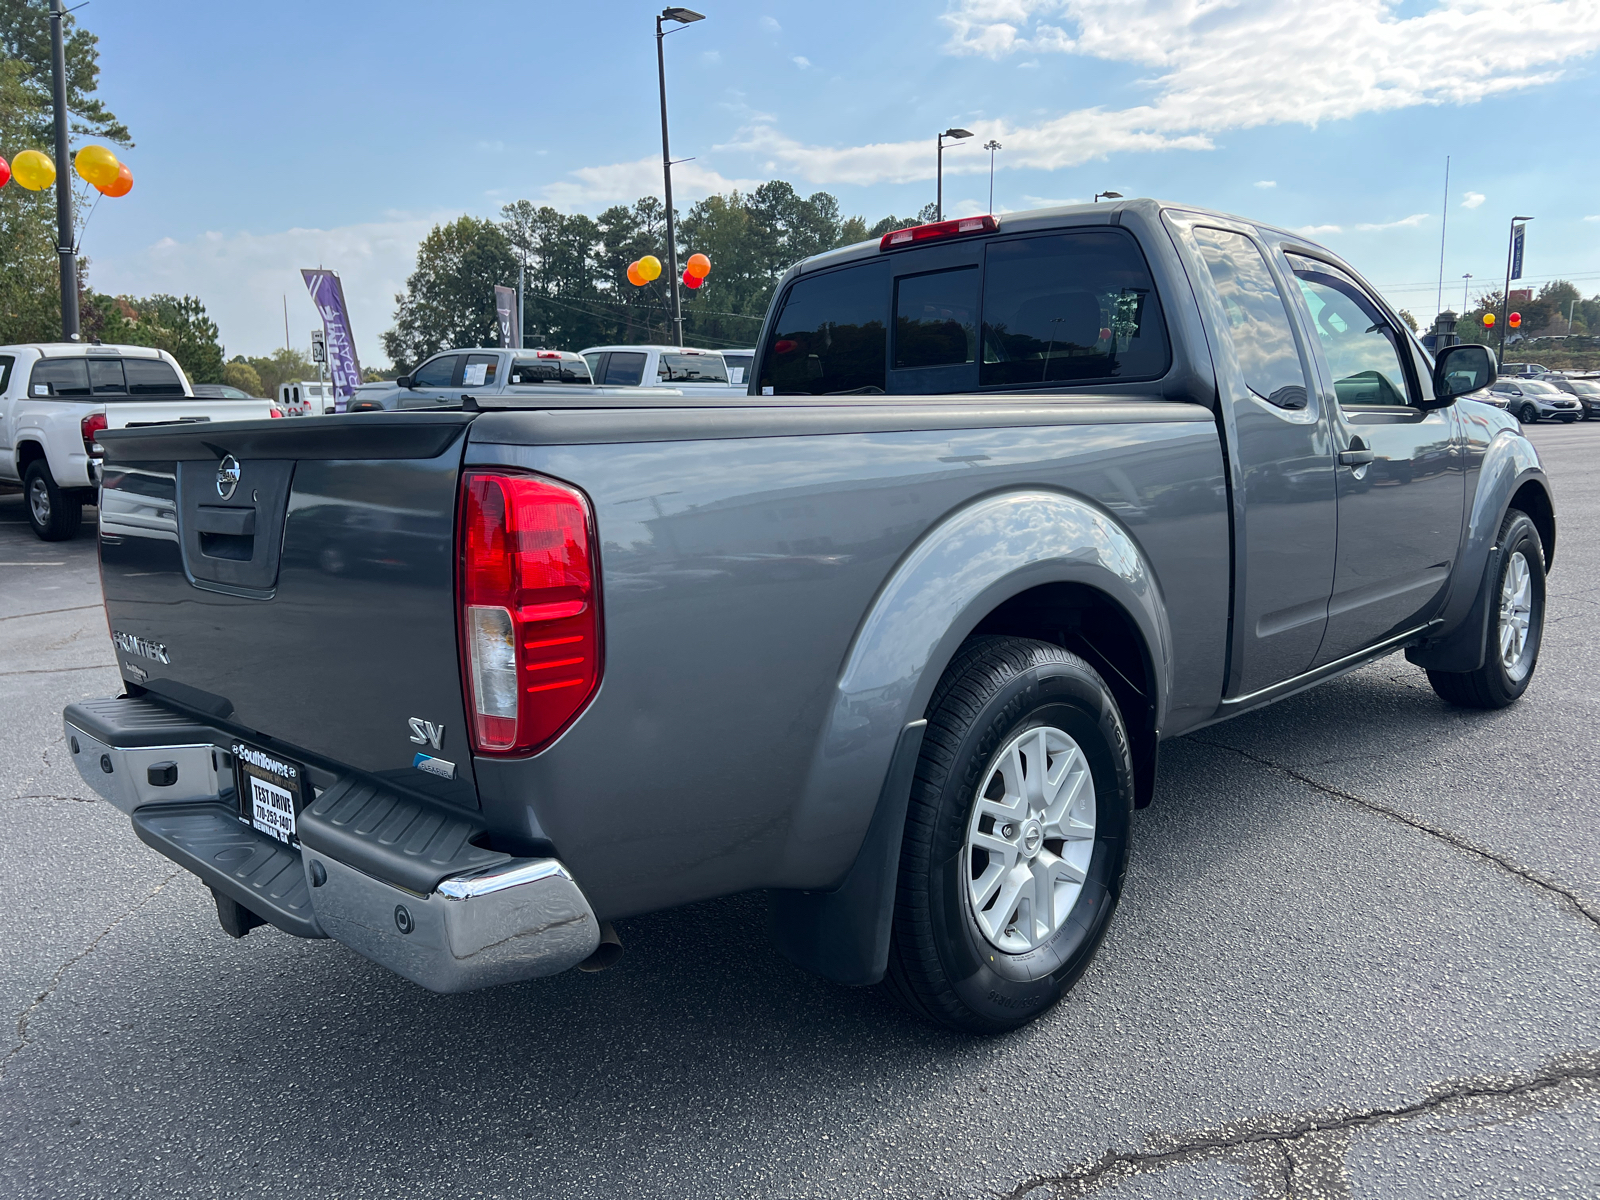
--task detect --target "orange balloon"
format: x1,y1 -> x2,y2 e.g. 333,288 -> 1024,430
97,162 -> 133,197
626,261 -> 647,287
1509,311 -> 1522,328
685,253 -> 711,279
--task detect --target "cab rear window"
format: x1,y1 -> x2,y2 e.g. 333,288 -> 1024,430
511,358 -> 591,384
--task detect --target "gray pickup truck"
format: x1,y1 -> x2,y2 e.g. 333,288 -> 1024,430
65,200 -> 1552,1033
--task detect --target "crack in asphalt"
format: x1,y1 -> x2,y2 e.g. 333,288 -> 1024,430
0,663 -> 116,677
0,603 -> 101,623
1003,1051 -> 1600,1199
1,869 -> 180,1081
3,793 -> 95,804
1191,739 -> 1600,932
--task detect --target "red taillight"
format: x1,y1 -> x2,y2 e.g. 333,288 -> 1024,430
458,470 -> 601,756
81,411 -> 108,455
269,406 -> 285,419
879,214 -> 999,251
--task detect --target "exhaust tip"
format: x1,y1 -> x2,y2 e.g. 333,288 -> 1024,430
576,920 -> 622,973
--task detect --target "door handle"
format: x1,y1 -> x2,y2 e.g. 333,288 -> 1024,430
1338,449 -> 1374,466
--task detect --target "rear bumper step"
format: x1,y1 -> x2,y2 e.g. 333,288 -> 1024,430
65,697 -> 601,993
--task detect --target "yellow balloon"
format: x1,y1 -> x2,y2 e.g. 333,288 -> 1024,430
12,150 -> 55,191
75,144 -> 121,189
638,255 -> 662,282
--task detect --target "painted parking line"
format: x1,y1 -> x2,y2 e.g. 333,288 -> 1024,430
0,561 -> 67,566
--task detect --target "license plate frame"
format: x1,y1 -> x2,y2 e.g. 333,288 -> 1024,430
231,740 -> 306,846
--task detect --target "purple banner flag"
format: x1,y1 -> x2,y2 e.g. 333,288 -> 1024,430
494,285 -> 517,349
300,269 -> 364,413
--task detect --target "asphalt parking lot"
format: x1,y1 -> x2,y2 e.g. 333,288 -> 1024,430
2,422 -> 1598,1200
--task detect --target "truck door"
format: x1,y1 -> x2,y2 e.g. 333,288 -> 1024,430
1286,255 -> 1464,664
402,353 -> 460,409
1185,224 -> 1337,696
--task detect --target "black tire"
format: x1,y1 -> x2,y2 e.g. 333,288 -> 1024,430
1427,509 -> 1545,710
884,636 -> 1133,1034
23,460 -> 83,542
1519,403 -> 1539,425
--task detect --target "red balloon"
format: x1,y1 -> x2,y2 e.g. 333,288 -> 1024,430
683,269 -> 704,290
1509,311 -> 1522,328
0,155 -> 9,188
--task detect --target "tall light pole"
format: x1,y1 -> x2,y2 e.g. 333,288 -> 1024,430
983,140 -> 1001,213
655,7 -> 704,347
936,128 -> 972,222
1461,273 -> 1472,314
1499,215 -> 1532,362
49,0 -> 78,341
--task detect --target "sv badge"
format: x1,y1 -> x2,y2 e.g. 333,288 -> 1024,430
407,718 -> 445,750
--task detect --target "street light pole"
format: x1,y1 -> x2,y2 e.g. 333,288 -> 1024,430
1499,216 -> 1532,362
983,140 -> 1001,213
1461,273 -> 1472,314
655,8 -> 704,348
935,128 -> 972,221
48,0 -> 78,342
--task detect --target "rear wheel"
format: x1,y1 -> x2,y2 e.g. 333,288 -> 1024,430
884,636 -> 1133,1034
1427,509 -> 1544,709
24,461 -> 83,542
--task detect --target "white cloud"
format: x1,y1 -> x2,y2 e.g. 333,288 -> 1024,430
1254,180 -> 1276,189
700,49 -> 722,65
91,214 -> 454,367
1585,214 -> 1600,222
1298,224 -> 1344,236
793,55 -> 811,68
475,140 -> 505,154
540,155 -> 765,209
760,15 -> 781,34
1354,213 -> 1431,232
1462,191 -> 1486,208
722,1 -> 1600,187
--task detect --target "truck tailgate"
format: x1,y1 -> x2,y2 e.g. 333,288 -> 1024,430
95,412 -> 481,808
105,399 -> 280,428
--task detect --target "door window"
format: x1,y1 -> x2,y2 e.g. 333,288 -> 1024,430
1288,256 -> 1413,407
412,354 -> 458,388
462,353 -> 500,387
759,261 -> 889,395
658,352 -> 728,383
88,358 -> 128,396
0,355 -> 14,394
895,267 -> 978,370
601,352 -> 647,386
1191,228 -> 1308,408
30,358 -> 91,398
980,230 -> 1169,387
123,358 -> 185,395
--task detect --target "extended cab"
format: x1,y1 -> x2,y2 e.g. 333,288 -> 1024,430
1,343 -> 280,539
580,344 -> 742,394
351,348 -> 603,411
66,201 -> 1554,1033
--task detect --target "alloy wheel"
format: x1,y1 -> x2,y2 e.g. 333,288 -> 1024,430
1498,550 -> 1534,682
964,724 -> 1097,954
28,476 -> 51,526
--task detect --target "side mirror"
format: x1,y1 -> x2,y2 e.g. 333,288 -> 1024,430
395,374 -> 414,388
1430,343 -> 1496,404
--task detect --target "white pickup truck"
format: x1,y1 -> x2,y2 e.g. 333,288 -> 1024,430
0,342 -> 281,540
578,344 -> 745,395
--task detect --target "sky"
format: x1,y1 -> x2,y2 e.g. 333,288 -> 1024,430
71,0 -> 1600,368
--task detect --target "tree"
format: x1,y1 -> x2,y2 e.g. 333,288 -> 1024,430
382,216 -> 517,370
501,201 -> 609,349
245,348 -> 314,401
223,359 -> 263,396
0,0 -> 131,147
1397,309 -> 1419,333
88,293 -> 226,383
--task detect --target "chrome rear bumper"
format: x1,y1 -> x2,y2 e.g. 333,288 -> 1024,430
64,699 -> 600,993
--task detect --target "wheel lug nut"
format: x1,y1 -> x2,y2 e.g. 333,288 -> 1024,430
1001,823 -> 1015,838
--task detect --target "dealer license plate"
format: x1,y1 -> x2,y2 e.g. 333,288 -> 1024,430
232,741 -> 306,846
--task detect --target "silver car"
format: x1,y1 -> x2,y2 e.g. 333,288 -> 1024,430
1489,378 -> 1583,424
1546,376 -> 1600,420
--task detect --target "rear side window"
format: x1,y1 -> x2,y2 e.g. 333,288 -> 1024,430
896,267 -> 978,370
462,353 -> 500,387
1190,227 -> 1308,409
760,260 -> 889,395
124,358 -> 185,396
30,358 -> 91,398
0,355 -> 13,393
980,231 -> 1169,387
658,353 -> 728,383
722,352 -> 752,384
511,357 -> 591,384
601,352 -> 647,386
88,358 -> 128,396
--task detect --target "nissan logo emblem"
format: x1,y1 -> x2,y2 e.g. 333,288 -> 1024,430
216,455 -> 241,500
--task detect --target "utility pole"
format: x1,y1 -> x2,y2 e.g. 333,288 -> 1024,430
1461,273 -> 1472,315
1434,156 -> 1449,321
656,9 -> 705,347
49,0 -> 78,341
984,140 -> 1001,213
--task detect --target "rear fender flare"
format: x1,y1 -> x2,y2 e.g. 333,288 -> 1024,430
1407,430 -> 1551,673
770,489 -> 1170,986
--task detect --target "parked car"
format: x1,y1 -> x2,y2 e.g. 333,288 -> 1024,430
193,383 -> 268,401
349,349 -> 608,411
1501,362 -> 1551,378
276,380 -> 338,417
579,344 -> 742,394
67,200 -> 1552,1035
0,342 -> 281,540
1544,377 -> 1600,419
1489,378 -> 1582,423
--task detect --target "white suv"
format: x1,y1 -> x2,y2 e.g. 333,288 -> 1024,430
0,342 -> 279,540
